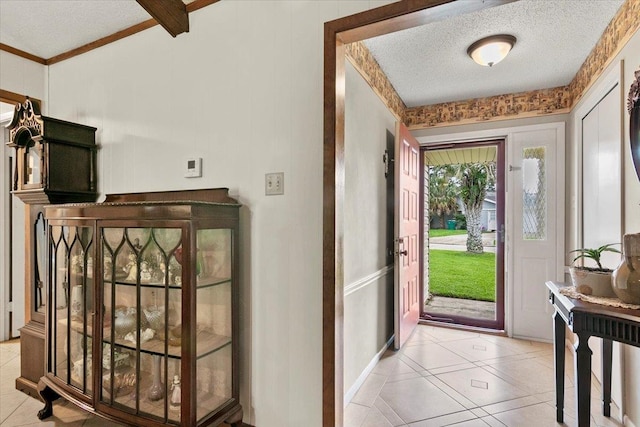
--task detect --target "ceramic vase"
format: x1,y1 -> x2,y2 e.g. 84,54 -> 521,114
612,233 -> 640,304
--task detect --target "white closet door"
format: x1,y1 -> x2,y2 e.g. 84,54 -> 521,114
581,84 -> 622,405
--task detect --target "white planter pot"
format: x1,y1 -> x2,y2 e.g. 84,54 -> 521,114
569,267 -> 615,297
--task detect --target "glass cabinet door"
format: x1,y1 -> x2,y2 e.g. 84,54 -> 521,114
101,227 -> 183,424
195,228 -> 233,422
49,224 -> 95,395
34,212 -> 47,317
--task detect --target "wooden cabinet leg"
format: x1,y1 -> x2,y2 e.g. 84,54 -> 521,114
553,311 -> 566,423
602,339 -> 612,417
574,332 -> 592,427
36,380 -> 59,420
224,406 -> 243,427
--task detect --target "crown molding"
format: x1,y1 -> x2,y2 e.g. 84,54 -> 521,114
0,43 -> 46,64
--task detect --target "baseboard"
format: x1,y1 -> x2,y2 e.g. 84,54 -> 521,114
344,335 -> 394,406
624,415 -> 638,427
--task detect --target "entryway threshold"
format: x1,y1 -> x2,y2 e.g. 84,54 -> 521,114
418,318 -> 506,336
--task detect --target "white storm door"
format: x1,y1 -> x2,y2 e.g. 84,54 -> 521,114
510,125 -> 564,341
394,122 -> 420,350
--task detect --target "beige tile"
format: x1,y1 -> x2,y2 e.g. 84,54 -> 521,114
401,343 -> 469,370
0,348 -> 20,367
429,362 -> 477,375
345,402 -> 370,427
373,353 -> 417,376
479,415 -> 506,427
479,358 -> 564,395
385,371 -> 423,383
471,407 -> 489,418
0,357 -> 21,386
491,402 -> 577,427
448,419 -> 492,427
479,336 -> 551,355
0,388 -> 29,423
404,329 -> 435,347
82,415 -> 126,426
373,397 -> 405,426
439,338 -> 520,362
424,376 -> 476,409
1,394 -> 54,427
421,326 -> 479,342
352,373 -> 387,407
406,410 -> 476,426
481,395 -> 543,415
435,367 -> 529,407
361,405 -> 399,427
379,377 -> 465,424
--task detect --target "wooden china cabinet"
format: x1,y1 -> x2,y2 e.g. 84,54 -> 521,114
5,98 -> 97,398
37,189 -> 243,427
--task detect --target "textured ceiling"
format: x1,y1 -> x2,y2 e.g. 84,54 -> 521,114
0,1 -> 153,59
364,0 -> 625,107
0,0 -> 627,108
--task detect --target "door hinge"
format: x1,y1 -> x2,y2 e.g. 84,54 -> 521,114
509,165 -> 521,172
7,301 -> 13,312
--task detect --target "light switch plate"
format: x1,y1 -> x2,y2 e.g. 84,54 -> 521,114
185,158 -> 202,178
265,172 -> 284,195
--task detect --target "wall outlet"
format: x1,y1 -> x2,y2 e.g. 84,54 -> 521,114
185,158 -> 202,178
265,172 -> 284,195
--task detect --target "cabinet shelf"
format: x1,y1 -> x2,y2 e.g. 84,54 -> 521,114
106,276 -> 232,290
103,328 -> 231,359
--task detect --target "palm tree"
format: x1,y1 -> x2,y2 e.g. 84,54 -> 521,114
428,165 -> 458,228
457,162 -> 496,253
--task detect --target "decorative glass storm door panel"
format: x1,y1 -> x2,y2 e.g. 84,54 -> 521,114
522,147 -> 546,240
101,227 -> 183,424
196,228 -> 233,422
50,224 -> 95,395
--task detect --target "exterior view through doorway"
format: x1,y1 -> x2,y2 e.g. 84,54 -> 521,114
421,140 -> 505,330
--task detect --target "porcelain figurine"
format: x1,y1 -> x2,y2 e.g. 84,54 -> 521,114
170,375 -> 181,409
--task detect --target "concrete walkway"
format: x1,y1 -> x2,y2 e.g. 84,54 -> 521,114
429,232 -> 496,253
425,295 -> 496,321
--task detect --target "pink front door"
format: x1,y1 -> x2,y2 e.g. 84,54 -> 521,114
394,122 -> 420,350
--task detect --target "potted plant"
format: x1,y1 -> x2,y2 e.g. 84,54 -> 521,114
569,243 -> 621,297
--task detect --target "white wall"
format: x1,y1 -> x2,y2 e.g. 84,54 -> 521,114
343,61 -> 395,399
41,2 -> 393,425
0,51 -> 46,103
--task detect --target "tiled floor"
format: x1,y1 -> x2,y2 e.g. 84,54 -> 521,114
0,339 -> 124,426
0,326 -> 627,427
346,325 -> 625,427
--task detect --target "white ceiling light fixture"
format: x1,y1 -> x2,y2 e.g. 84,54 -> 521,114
467,34 -> 517,67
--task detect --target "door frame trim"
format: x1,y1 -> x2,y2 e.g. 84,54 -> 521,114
323,1 -> 514,424
420,139 -> 506,331
416,121 -> 566,337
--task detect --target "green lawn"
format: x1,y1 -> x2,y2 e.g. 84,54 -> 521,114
429,229 -> 467,238
428,249 -> 496,302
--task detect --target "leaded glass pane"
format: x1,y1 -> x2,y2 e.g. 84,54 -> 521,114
522,147 -> 546,240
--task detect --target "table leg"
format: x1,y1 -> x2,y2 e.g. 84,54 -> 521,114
602,339 -> 612,417
574,332 -> 592,427
553,311 -> 566,423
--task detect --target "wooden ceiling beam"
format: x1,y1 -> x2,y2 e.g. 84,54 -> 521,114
136,0 -> 189,37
